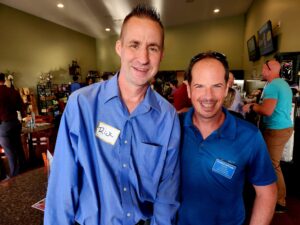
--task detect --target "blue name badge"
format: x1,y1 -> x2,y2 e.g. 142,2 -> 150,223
212,159 -> 236,179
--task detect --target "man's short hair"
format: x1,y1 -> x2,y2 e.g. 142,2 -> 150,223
185,51 -> 229,84
120,4 -> 164,46
73,75 -> 79,82
0,73 -> 5,82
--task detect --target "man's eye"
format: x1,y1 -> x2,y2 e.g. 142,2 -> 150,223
149,46 -> 159,52
130,44 -> 138,49
214,84 -> 223,88
194,85 -> 203,89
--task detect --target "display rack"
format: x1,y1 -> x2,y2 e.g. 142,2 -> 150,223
37,83 -> 70,117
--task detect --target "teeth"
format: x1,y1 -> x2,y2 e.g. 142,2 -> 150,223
134,66 -> 148,72
201,101 -> 215,108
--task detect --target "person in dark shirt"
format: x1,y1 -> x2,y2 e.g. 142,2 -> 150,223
173,80 -> 192,113
0,72 -> 26,177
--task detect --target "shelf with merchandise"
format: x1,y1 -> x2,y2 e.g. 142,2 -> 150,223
37,83 -> 70,118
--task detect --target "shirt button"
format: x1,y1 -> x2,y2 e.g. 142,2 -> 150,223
122,163 -> 127,168
124,140 -> 128,144
123,187 -> 127,192
126,212 -> 131,217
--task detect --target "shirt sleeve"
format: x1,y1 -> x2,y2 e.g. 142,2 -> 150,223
44,97 -> 80,225
263,83 -> 278,100
151,111 -> 181,225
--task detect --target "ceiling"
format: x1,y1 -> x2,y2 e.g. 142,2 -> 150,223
0,0 -> 254,39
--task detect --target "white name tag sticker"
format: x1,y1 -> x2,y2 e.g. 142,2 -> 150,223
95,122 -> 120,145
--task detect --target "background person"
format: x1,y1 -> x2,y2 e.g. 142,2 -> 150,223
70,75 -> 81,93
173,79 -> 192,113
223,72 -> 244,117
86,77 -> 95,85
44,4 -> 180,225
0,72 -> 26,177
177,51 -> 277,225
167,79 -> 178,103
243,59 -> 293,213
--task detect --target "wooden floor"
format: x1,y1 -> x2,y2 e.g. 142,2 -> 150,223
271,195 -> 300,225
244,159 -> 300,225
270,160 -> 300,225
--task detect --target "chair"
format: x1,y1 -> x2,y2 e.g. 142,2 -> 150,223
29,131 -> 52,167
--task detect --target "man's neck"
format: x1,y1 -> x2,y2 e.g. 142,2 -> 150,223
118,76 -> 148,114
192,110 -> 225,140
268,73 -> 280,82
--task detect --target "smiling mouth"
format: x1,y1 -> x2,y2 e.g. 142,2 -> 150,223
133,66 -> 149,73
200,101 -> 216,111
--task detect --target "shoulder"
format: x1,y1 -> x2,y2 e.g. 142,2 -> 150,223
233,114 -> 260,136
151,88 -> 177,114
68,81 -> 105,106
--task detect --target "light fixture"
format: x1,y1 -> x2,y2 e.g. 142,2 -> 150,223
57,3 -> 64,8
213,8 -> 220,13
105,28 -> 111,32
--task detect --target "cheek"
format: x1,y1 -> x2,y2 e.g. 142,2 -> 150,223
189,89 -> 202,101
216,90 -> 227,101
150,53 -> 162,64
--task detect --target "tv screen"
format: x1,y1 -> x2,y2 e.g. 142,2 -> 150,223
258,20 -> 275,56
247,35 -> 260,61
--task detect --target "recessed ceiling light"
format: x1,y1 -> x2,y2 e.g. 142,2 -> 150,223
213,8 -> 220,13
57,3 -> 64,8
105,28 -> 111,32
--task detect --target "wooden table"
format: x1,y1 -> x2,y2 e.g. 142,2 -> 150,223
21,123 -> 56,167
22,123 -> 55,135
0,167 -> 47,225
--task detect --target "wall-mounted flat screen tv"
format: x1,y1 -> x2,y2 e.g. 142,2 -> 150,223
247,35 -> 260,61
257,20 -> 275,56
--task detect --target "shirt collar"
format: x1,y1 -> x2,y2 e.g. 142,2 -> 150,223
102,73 -> 161,113
182,107 -> 237,140
103,73 -> 120,103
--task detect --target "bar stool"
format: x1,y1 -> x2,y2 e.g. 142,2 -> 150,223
28,131 -> 52,168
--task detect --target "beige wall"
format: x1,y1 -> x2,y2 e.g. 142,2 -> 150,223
96,15 -> 245,72
243,0 -> 300,79
0,3 -> 97,91
3,0 -> 300,85
96,35 -> 119,73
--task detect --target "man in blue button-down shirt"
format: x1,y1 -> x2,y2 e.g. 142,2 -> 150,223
44,4 -> 180,225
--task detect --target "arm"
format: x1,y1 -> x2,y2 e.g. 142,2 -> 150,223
249,183 -> 277,225
44,98 -> 79,225
243,98 -> 277,116
151,113 -> 181,225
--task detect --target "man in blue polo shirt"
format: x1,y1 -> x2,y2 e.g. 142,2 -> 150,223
177,51 -> 277,225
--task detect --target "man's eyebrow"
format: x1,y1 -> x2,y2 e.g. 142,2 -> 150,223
128,40 -> 140,44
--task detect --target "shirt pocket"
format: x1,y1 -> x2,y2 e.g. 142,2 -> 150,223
138,142 -> 163,178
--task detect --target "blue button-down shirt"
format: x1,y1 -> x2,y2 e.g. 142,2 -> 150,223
44,74 -> 181,225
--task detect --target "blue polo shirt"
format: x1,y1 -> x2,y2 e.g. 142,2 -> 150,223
177,108 -> 276,225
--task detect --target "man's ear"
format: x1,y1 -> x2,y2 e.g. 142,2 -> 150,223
160,50 -> 164,62
186,82 -> 191,99
115,40 -> 121,57
225,82 -> 229,97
